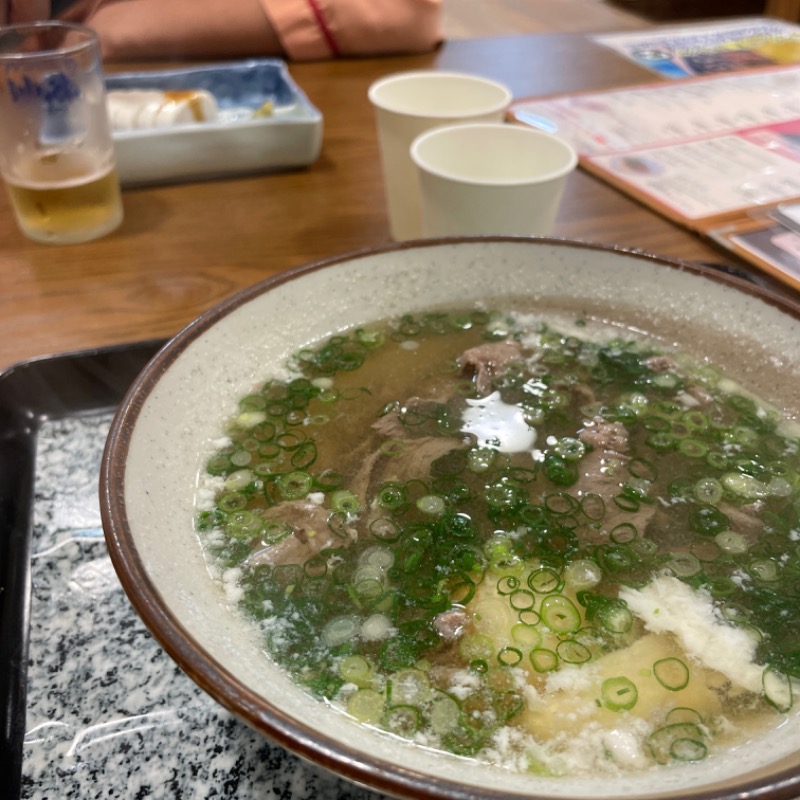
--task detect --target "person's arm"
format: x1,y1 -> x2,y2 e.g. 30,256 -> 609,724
62,0 -> 284,61
56,0 -> 441,62
3,0 -> 52,24
261,0 -> 442,60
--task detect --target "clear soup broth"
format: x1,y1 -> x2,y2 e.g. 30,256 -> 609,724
195,306 -> 800,776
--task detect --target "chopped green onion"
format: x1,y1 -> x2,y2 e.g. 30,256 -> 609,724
467,447 -> 497,473
429,692 -> 460,734
388,668 -> 431,705
314,469 -> 344,492
670,737 -> 707,762
646,432 -> 675,452
261,520 -> 292,545
517,609 -> 541,627
721,472 -> 768,500
509,589 -> 536,612
360,545 -> 394,571
598,544 -> 635,573
540,595 -> 581,634
354,577 -> 384,604
543,454 -> 577,487
528,568 -> 562,594
694,477 -> 723,505
601,676 -> 638,711
665,707 -> 703,726
682,410 -> 708,431
563,559 -> 603,590
496,576 -> 520,595
347,689 -> 385,723
239,394 -> 268,412
749,558 -> 779,582
323,615 -> 360,648
715,531 -> 749,558
339,655 -> 376,688
376,482 -> 406,510
544,492 -> 579,515
459,634 -> 495,663
690,505 -> 730,536
553,437 -> 586,461
609,523 -> 638,544
648,722 -> 705,764
225,510 -> 262,539
530,648 -> 558,673
331,489 -> 361,514
654,657 -> 690,691
277,470 -> 313,500
557,639 -> 592,664
596,600 -> 633,634
384,704 -> 422,737
355,327 -> 385,348
511,623 -> 542,650
230,450 -> 253,467
678,438 -> 709,459
303,554 -> 327,578
667,553 -> 702,578
613,493 -> 640,512
217,492 -> 248,512
224,469 -> 254,492
417,494 -> 446,516
498,647 -> 523,666
580,493 -> 606,521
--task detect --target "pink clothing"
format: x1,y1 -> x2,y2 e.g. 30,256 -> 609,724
56,0 -> 442,61
261,0 -> 442,60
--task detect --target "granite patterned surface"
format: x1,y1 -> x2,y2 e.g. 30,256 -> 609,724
21,414 -> 388,799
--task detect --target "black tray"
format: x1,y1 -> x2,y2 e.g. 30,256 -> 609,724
0,341 -> 385,800
0,340 -> 165,798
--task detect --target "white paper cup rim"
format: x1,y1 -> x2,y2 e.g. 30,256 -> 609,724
410,122 -> 578,187
367,70 -> 512,119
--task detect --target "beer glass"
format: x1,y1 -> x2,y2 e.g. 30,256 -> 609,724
0,22 -> 123,244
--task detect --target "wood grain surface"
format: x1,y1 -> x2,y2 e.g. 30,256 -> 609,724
0,33 -> 788,373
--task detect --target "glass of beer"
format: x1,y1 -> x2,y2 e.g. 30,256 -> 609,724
0,22 -> 123,245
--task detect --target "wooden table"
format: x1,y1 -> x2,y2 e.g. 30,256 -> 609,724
0,32 -> 785,374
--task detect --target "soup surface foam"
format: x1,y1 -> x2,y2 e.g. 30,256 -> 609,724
195,306 -> 800,776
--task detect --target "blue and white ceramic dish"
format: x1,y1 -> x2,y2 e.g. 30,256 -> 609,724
105,59 -> 323,186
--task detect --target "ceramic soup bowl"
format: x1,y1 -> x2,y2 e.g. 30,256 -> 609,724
101,238 -> 800,800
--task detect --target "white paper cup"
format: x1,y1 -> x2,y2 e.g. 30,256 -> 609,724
368,71 -> 512,241
410,122 -> 578,238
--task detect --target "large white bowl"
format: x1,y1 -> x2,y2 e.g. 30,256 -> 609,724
101,238 -> 800,800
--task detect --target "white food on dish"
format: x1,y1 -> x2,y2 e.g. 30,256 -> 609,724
107,89 -> 286,131
107,89 -> 220,130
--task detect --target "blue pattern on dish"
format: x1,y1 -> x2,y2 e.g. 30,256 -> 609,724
105,58 -> 307,112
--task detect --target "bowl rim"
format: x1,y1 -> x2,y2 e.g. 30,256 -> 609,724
100,236 -> 800,800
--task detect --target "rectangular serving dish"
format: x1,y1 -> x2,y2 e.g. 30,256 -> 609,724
106,59 -> 323,186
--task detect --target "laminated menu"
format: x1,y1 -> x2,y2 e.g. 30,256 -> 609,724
509,64 -> 800,291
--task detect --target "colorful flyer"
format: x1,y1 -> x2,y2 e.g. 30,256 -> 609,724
594,17 -> 800,78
